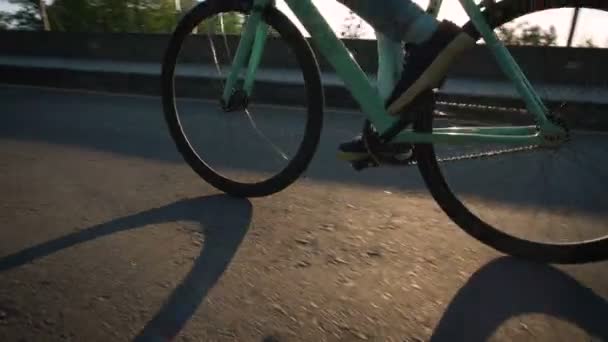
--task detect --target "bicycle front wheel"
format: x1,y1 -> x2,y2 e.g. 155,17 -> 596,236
414,1 -> 608,263
162,0 -> 324,198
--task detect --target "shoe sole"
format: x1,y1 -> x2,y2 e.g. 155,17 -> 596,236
387,33 -> 476,116
337,151 -> 369,161
337,150 -> 413,162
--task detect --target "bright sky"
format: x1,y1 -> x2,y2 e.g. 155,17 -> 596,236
1,0 -> 606,46
0,0 -> 17,12
276,0 -> 607,47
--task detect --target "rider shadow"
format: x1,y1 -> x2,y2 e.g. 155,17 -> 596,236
0,194 -> 252,341
430,257 -> 608,341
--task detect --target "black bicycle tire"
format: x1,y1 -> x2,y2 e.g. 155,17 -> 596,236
161,0 -> 324,198
415,0 -> 608,264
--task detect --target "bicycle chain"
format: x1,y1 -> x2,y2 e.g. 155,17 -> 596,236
407,100 -> 543,165
436,100 -> 527,114
431,144 -> 540,164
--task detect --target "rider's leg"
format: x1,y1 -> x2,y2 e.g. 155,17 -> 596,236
336,0 -> 476,114
336,0 -> 476,165
336,0 -> 439,45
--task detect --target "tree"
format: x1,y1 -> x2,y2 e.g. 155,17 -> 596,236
38,0 -> 50,30
340,10 -> 363,39
44,0 -> 95,32
197,12 -> 244,35
0,12 -> 11,30
45,0 -> 178,33
496,21 -> 557,46
579,38 -> 597,48
4,0 -> 45,30
177,0 -> 197,12
1,0 -> 241,34
520,23 -> 557,46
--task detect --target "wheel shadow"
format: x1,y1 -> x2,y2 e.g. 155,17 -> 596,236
431,257 -> 608,341
0,194 -> 253,341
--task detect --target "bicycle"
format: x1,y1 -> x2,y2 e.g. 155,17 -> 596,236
161,0 -> 608,264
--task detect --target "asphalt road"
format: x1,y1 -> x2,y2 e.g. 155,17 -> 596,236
1,84 -> 608,342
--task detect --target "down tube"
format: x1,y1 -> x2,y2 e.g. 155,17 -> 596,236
284,0 -> 398,134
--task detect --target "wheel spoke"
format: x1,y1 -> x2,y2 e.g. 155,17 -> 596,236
559,143 -> 608,188
419,3 -> 608,262
243,108 -> 289,161
219,14 -> 234,61
206,31 -> 226,94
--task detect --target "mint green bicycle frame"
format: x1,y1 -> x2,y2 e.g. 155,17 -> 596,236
221,0 -> 566,145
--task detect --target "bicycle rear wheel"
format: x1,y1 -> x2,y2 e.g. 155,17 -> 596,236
414,1 -> 608,263
161,0 -> 324,198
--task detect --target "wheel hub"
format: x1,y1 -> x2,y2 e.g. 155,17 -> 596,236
540,111 -> 570,148
220,89 -> 249,112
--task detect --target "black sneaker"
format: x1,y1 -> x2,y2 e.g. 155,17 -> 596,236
386,20 -> 475,115
337,134 -> 413,163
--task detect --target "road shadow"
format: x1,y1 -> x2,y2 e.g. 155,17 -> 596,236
431,257 -> 608,341
0,194 -> 252,341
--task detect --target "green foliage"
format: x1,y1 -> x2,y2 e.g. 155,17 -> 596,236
0,12 -> 11,30
580,38 -> 597,48
2,0 -> 179,33
496,21 -> 557,46
5,0 -> 43,30
197,12 -> 245,35
47,0 -> 178,33
340,11 -> 363,39
178,0 -> 197,12
1,0 -> 247,35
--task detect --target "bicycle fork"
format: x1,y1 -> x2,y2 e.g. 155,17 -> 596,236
220,0 -> 273,111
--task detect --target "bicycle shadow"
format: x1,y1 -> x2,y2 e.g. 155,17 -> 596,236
430,257 -> 608,341
0,194 -> 253,341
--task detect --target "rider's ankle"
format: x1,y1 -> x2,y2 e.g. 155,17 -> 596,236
403,14 -> 440,44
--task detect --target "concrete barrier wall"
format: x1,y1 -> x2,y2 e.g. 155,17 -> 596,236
1,30 -> 606,85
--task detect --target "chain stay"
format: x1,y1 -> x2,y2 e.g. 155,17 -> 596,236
404,100 -> 544,166
432,144 -> 540,164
